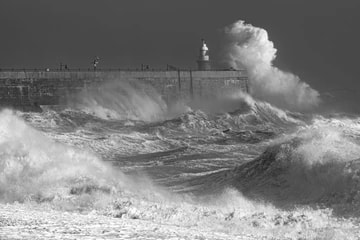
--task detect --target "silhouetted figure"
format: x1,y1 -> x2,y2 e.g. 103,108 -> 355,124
93,56 -> 100,71
141,64 -> 150,70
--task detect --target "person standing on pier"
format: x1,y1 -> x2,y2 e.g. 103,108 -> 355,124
93,56 -> 100,71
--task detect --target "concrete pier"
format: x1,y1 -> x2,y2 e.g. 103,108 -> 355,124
0,70 -> 248,111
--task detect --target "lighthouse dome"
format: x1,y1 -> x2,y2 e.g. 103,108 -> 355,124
201,43 -> 208,51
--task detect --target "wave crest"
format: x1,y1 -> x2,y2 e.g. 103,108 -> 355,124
0,109 -> 123,204
231,126 -> 360,216
67,79 -> 169,122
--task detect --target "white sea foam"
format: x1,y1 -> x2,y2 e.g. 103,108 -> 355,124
67,79 -> 169,121
0,109 -> 126,205
223,20 -> 320,111
2,99 -> 360,239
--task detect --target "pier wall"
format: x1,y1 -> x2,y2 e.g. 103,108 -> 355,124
0,70 -> 248,110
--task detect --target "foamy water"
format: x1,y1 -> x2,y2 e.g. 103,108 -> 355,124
1,86 -> 360,239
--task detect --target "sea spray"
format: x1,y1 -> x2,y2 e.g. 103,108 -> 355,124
223,20 -> 320,111
0,109 -> 147,209
0,110 -> 109,202
67,79 -> 169,121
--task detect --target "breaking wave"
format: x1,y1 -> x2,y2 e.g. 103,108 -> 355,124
0,109 -> 352,239
0,109 -> 120,203
0,109 -> 166,211
3,92 -> 360,238
66,79 -> 171,122
158,92 -> 305,135
183,117 -> 360,218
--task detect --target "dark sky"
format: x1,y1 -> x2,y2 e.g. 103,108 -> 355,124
0,0 -> 360,113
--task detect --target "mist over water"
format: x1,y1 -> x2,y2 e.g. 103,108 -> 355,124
223,20 -> 321,111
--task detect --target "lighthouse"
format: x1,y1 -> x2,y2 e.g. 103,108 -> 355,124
197,39 -> 211,70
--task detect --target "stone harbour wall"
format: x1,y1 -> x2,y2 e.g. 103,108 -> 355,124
0,70 -> 248,111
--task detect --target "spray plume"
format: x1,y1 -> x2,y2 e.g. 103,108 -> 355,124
223,20 -> 320,111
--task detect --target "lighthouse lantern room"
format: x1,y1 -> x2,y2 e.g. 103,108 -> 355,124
197,39 -> 211,70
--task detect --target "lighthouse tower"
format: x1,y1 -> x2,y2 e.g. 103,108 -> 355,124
197,39 -> 211,70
